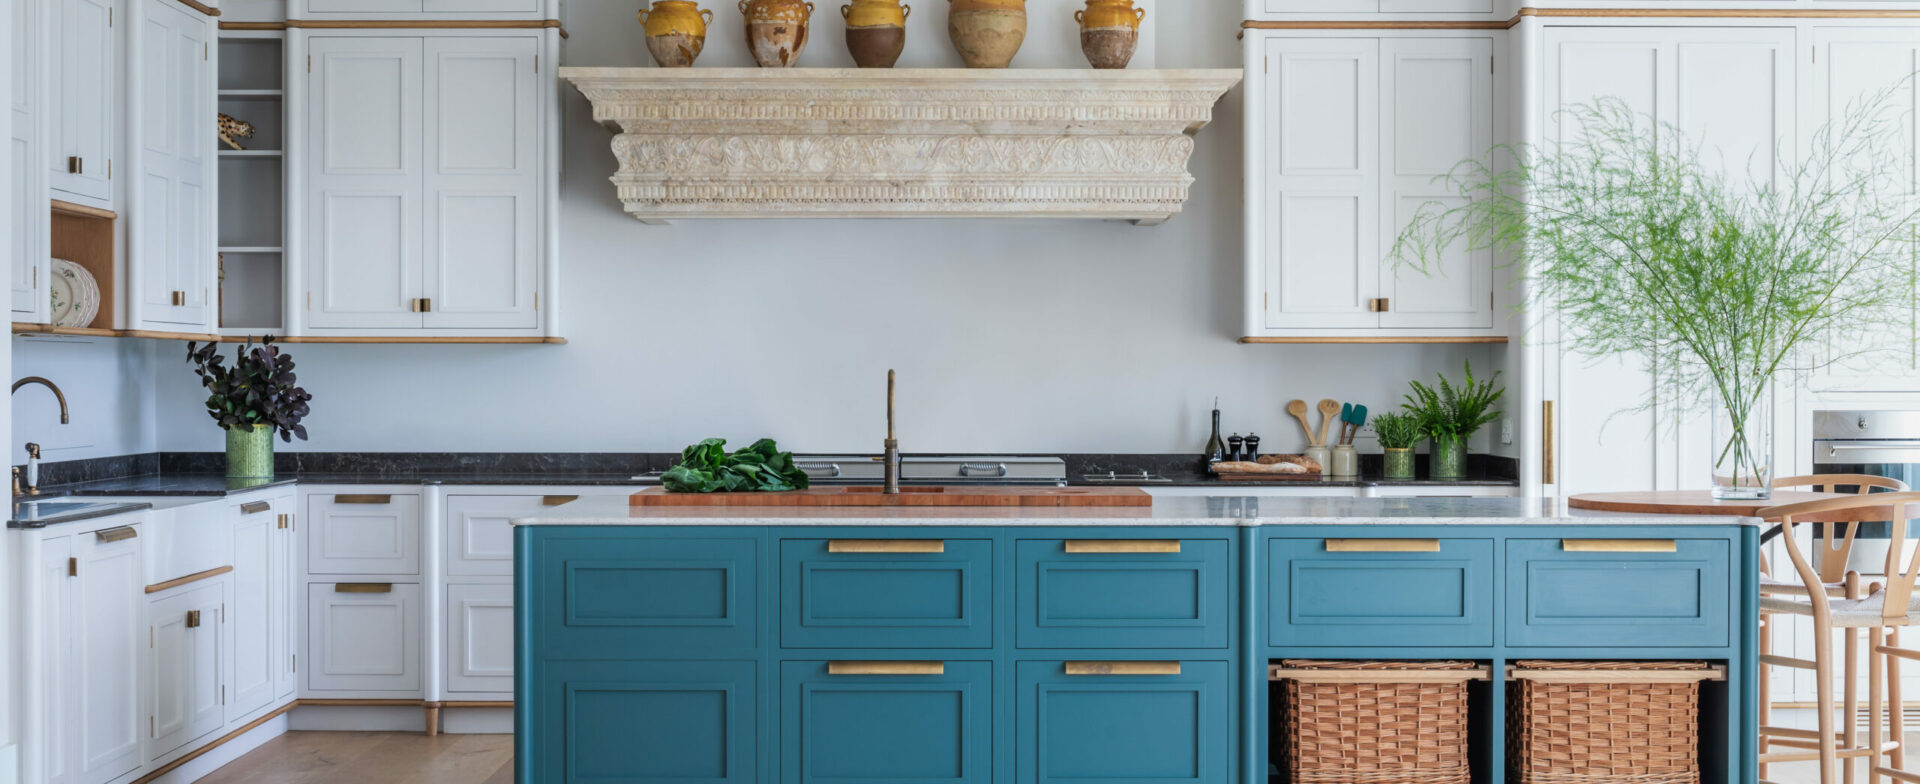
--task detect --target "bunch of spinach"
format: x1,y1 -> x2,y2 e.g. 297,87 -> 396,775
661,438 -> 812,493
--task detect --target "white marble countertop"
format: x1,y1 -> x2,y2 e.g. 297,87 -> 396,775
512,495 -> 1761,527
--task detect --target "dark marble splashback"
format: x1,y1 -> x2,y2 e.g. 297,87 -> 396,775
27,452 -> 160,488
1061,453 -> 1519,484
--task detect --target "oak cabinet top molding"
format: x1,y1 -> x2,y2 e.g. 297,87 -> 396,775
558,67 -> 1243,225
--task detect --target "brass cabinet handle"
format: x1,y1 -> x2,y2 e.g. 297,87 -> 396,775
334,583 -> 393,594
827,661 -> 945,676
240,500 -> 271,515
1325,538 -> 1440,553
542,495 -> 580,506
185,609 -> 201,629
67,156 -> 81,174
334,494 -> 392,505
410,298 -> 433,313
171,290 -> 185,306
95,526 -> 138,543
1065,661 -> 1182,676
277,513 -> 289,530
827,539 -> 945,554
1562,539 -> 1678,554
1368,297 -> 1391,313
1543,400 -> 1557,485
1063,539 -> 1181,554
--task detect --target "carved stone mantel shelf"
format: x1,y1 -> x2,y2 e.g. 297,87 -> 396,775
559,68 -> 1243,225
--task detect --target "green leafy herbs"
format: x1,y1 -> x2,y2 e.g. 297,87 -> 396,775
1369,411 -> 1424,450
1403,360 -> 1505,443
661,438 -> 812,493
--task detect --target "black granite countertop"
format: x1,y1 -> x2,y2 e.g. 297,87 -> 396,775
9,498 -> 153,528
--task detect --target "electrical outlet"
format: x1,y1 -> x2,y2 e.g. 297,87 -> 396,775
1501,418 -> 1514,445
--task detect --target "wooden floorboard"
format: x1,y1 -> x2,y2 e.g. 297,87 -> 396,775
194,732 -> 512,784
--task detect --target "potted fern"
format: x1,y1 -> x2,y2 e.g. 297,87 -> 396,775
1403,361 -> 1504,480
186,337 -> 313,479
1370,411 -> 1423,480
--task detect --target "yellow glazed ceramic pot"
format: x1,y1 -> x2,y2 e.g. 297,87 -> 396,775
741,0 -> 815,66
843,0 -> 909,68
1076,0 -> 1142,69
948,0 -> 1025,68
638,0 -> 714,67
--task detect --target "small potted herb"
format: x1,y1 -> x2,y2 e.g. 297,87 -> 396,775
1403,360 -> 1503,480
1370,411 -> 1423,480
186,337 -> 313,479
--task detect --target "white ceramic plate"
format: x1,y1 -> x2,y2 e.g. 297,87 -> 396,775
50,259 -> 98,328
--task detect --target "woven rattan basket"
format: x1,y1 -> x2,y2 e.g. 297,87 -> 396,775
1274,659 -> 1488,784
1508,660 -> 1721,784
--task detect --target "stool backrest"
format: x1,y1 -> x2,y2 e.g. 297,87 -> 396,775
1769,476 -> 1911,584
1763,492 -> 1920,624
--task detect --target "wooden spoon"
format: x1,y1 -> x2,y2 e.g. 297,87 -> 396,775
1287,400 -> 1316,445
1316,399 -> 1339,446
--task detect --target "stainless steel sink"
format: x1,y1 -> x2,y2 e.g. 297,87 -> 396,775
9,496 -> 151,528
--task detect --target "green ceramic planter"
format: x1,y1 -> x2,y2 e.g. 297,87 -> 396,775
1382,447 -> 1416,480
226,423 -> 275,479
1429,434 -> 1468,480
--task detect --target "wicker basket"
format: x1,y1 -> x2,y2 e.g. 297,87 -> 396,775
1274,659 -> 1487,784
1508,660 -> 1718,784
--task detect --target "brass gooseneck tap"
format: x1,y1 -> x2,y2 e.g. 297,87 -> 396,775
883,369 -> 900,495
12,376 -> 70,496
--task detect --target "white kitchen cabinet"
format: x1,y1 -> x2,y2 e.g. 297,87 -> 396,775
295,0 -> 550,18
1536,24 -> 1796,495
70,522 -> 144,784
1243,32 -> 1498,340
12,0 -> 48,319
445,582 -> 513,695
305,491 -> 421,575
49,0 -> 116,207
1249,0 -> 1491,16
305,581 -> 423,694
444,492 -> 549,577
229,491 -> 297,717
149,580 -> 227,759
302,33 -> 547,336
129,0 -> 216,330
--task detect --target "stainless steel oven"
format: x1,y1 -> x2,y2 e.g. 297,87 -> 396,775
1812,410 -> 1920,573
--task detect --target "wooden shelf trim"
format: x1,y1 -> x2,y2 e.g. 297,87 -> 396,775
1242,6 -> 1920,30
175,0 -> 221,17
145,565 -> 234,595
1239,336 -> 1510,345
218,21 -> 288,30
284,18 -> 565,35
49,199 -> 116,220
14,323 -> 566,345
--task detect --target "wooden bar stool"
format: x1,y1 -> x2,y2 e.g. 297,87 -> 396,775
1760,476 -> 1910,782
1762,491 -> 1920,784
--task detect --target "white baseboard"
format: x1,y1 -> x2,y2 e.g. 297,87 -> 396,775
0,744 -> 18,784
142,716 -> 287,784
288,706 -> 430,733
442,708 -> 512,735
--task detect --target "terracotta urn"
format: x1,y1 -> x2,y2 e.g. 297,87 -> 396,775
948,0 -> 1025,69
741,0 -> 815,67
1076,0 -> 1143,69
843,0 -> 909,68
638,0 -> 714,67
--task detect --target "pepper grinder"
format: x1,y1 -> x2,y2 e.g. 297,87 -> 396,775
1244,434 -> 1261,462
1227,434 -> 1245,462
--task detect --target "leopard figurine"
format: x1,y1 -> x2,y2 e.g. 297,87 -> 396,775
217,113 -> 255,151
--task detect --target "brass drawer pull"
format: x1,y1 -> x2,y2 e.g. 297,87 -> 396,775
171,290 -> 186,306
1063,540 -> 1181,554
1065,661 -> 1182,676
334,494 -> 393,505
542,495 -> 580,506
240,500 -> 271,515
94,526 -> 138,543
185,609 -> 201,629
1562,539 -> 1678,553
1325,538 -> 1440,553
277,513 -> 289,530
827,661 -> 945,676
334,583 -> 393,594
828,539 -> 945,554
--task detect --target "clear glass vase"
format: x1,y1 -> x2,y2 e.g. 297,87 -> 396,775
1710,376 -> 1774,500
1430,434 -> 1468,480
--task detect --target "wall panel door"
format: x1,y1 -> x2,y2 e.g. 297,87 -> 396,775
72,526 -> 143,783
149,581 -> 226,758
446,582 -> 515,695
134,0 -> 213,328
230,498 -> 281,716
50,0 -> 114,204
306,582 -> 423,694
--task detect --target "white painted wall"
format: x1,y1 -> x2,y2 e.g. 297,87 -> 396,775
11,337 -> 158,464
133,0 -> 1499,456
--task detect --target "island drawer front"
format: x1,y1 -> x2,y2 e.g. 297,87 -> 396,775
530,659 -> 757,784
533,535 -> 759,656
1015,660 -> 1230,784
782,661 -> 993,784
780,538 -> 994,650
1506,538 -> 1731,648
306,582 -> 424,694
1015,537 -> 1231,650
306,493 -> 421,576
1267,538 -> 1495,648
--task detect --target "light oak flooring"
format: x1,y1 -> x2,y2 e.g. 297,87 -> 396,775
195,732 -> 512,784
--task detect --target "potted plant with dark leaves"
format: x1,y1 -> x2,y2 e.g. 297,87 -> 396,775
1370,411 -> 1423,481
1403,361 -> 1503,480
186,337 -> 313,478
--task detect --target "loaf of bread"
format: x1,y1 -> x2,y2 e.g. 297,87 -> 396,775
1214,459 -> 1315,475
1256,454 -> 1323,473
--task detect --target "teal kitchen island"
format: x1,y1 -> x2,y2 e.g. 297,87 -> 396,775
512,496 -> 1760,784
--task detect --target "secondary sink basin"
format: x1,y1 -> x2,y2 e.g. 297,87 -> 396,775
9,497 -> 151,528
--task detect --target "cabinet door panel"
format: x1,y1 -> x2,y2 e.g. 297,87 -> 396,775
446,494 -> 547,577
422,0 -> 542,12
150,581 -> 226,758
1016,660 -> 1228,784
1379,37 -> 1493,329
134,1 -> 213,328
422,37 -> 538,329
532,660 -> 756,784
1507,538 -> 1731,648
1263,38 -> 1379,329
782,661 -> 992,784
447,582 -> 515,694
11,0 -> 42,317
1016,537 -> 1230,650
230,503 -> 276,715
74,526 -> 143,782
306,582 -> 423,693
534,533 -> 760,656
306,493 -> 420,575
306,36 -> 424,329
52,0 -> 114,204
1268,537 -> 1494,647
780,537 -> 993,650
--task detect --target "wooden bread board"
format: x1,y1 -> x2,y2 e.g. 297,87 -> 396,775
631,486 -> 1153,507
1213,472 -> 1326,482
